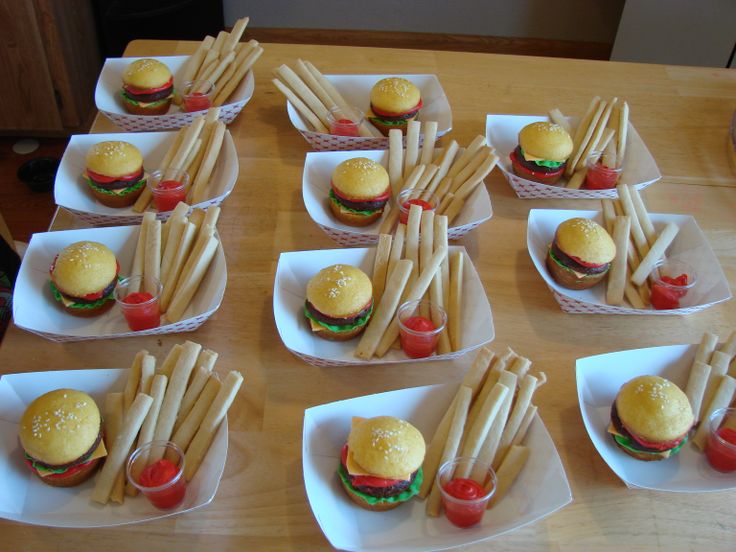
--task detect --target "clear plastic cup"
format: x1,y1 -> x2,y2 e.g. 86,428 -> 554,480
397,188 -> 436,225
326,106 -> 363,137
584,152 -> 623,189
126,440 -> 186,510
437,456 -> 497,528
705,407 -> 736,473
182,80 -> 215,113
115,275 -> 161,331
650,259 -> 697,310
397,299 -> 446,358
148,168 -> 189,212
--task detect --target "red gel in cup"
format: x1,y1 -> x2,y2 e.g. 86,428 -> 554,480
127,440 -> 187,510
115,275 -> 161,331
397,188 -> 436,225
148,169 -> 189,213
584,160 -> 623,190
182,80 -> 215,113
705,407 -> 736,473
437,456 -> 497,528
650,259 -> 696,310
397,299 -> 446,358
326,106 -> 363,137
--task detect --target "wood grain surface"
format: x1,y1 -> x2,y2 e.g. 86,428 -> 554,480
0,40 -> 735,551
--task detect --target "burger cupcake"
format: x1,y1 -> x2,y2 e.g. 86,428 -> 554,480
608,375 -> 694,461
121,58 -> 174,115
546,217 -> 616,290
83,141 -> 146,208
511,121 -> 573,185
19,389 -> 107,487
304,264 -> 373,341
367,77 -> 422,136
338,416 -> 426,511
49,241 -> 119,317
329,157 -> 391,227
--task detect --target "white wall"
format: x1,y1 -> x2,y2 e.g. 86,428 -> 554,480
611,0 -> 736,68
224,0 -> 624,43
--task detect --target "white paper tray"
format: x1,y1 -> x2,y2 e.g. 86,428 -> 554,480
12,226 -> 226,342
527,209 -> 731,315
303,150 -> 492,246
95,56 -> 255,131
486,114 -> 661,199
55,131 -> 238,226
577,344 -> 736,492
303,382 -> 572,551
287,74 -> 452,151
0,368 -> 227,527
273,246 -> 494,366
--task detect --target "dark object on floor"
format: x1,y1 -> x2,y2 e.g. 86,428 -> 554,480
17,157 -> 60,193
92,0 -> 224,58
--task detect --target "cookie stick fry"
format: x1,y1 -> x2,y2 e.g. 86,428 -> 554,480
302,60 -> 382,137
489,445 -> 529,506
143,219 -> 161,295
123,350 -> 147,411
698,351 -> 731,422
607,215 -> 630,306
272,78 -> 327,132
419,121 -> 439,165
168,375 -> 221,460
180,35 -> 215,85
104,393 -> 124,504
692,375 -> 736,449
448,251 -> 464,351
166,235 -> 219,323
91,393 -> 153,505
176,349 -> 218,428
567,96 -> 601,176
403,120 -> 421,178
212,46 -> 263,106
616,101 -> 629,169
372,233 -> 392,307
631,222 -> 680,286
160,221 -> 197,312
377,164 -> 425,235
375,246 -> 448,357
494,374 -> 538,469
426,386 -> 472,516
685,360 -> 712,424
386,223 -> 405,279
419,210 -> 435,316
419,349 -> 492,498
126,374 -> 167,496
184,371 -> 243,481
354,260 -> 413,360
274,65 -> 331,129
388,129 -> 404,193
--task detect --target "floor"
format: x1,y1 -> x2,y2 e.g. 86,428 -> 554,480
0,137 -> 68,244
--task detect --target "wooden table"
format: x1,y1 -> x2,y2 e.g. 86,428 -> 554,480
1,40 -> 735,551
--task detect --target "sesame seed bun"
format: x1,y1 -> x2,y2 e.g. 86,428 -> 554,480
86,141 -> 143,178
554,218 -> 616,265
347,416 -> 426,479
369,78 -> 421,114
519,122 -> 573,162
122,58 -> 172,89
51,241 -> 117,298
18,389 -> 101,466
306,264 -> 372,318
332,158 -> 390,199
616,376 -> 694,443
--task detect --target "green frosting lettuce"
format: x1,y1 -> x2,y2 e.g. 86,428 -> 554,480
519,147 -> 565,169
84,175 -> 146,197
49,280 -> 116,310
369,117 -> 408,126
24,453 -> 69,474
337,463 -> 423,505
120,91 -> 173,108
304,303 -> 373,333
613,433 -> 687,457
328,189 -> 377,216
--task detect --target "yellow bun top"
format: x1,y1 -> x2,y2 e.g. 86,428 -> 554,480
555,218 -> 616,265
122,58 -> 172,88
519,122 -> 573,162
19,389 -> 101,465
85,141 -> 143,178
348,416 -> 426,479
331,157 -> 390,199
51,241 -> 117,297
370,77 -> 421,114
306,264 -> 372,317
616,375 -> 694,442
